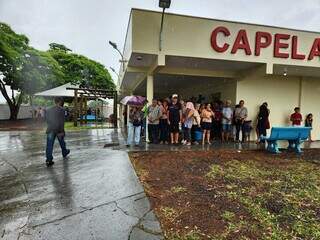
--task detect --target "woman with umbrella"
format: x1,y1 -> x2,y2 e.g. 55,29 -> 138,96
121,96 -> 146,147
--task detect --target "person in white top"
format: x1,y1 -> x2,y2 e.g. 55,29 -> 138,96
221,100 -> 233,143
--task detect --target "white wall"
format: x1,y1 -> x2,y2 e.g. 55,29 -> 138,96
237,67 -> 320,140
300,77 -> 320,140
0,104 -> 33,120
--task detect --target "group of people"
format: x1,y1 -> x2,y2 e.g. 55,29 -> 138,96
126,94 -> 315,146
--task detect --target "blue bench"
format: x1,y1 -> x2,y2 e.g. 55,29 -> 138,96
261,127 -> 312,153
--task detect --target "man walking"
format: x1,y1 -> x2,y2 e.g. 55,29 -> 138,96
45,97 -> 70,167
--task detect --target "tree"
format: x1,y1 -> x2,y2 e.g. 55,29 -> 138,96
48,43 -> 115,90
0,23 -> 115,120
0,23 -> 64,120
48,43 -> 71,52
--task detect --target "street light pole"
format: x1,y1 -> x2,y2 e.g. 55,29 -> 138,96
159,0 -> 171,51
109,67 -> 120,90
108,41 -> 126,72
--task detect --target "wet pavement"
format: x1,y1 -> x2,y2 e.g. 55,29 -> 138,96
1,128 -> 319,240
0,129 -> 163,240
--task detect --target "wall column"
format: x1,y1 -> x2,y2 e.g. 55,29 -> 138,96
147,75 -> 154,103
146,75 -> 154,142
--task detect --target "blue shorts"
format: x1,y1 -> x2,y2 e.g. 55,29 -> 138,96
222,124 -> 232,132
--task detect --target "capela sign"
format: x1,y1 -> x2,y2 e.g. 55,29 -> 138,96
210,26 -> 320,61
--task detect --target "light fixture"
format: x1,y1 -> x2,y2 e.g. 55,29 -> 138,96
108,41 -> 118,49
136,56 -> 143,61
283,67 -> 288,76
159,0 -> 171,9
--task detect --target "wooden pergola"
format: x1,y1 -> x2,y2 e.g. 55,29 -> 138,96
67,87 -> 118,128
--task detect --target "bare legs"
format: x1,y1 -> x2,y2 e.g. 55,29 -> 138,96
202,130 -> 211,145
171,132 -> 179,144
222,132 -> 230,143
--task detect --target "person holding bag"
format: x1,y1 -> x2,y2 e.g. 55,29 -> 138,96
127,106 -> 144,146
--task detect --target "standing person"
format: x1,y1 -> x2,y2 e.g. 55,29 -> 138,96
212,101 -> 222,141
221,100 -> 233,143
183,102 -> 195,146
290,107 -> 303,126
256,102 -> 270,143
234,100 -> 248,143
201,103 -> 214,145
305,113 -> 313,142
180,100 -> 187,144
45,97 -> 70,167
168,94 -> 182,144
147,99 -> 162,144
191,103 -> 201,144
127,106 -> 144,147
159,99 -> 169,144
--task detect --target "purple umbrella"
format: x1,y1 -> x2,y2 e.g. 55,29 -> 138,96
120,95 -> 146,106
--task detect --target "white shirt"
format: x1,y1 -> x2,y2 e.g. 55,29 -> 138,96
222,107 -> 233,124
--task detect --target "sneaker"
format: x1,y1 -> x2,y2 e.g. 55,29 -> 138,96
63,149 -> 70,158
46,161 -> 54,167
186,142 -> 191,146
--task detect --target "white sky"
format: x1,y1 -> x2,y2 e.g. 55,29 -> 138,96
1,0 -> 320,103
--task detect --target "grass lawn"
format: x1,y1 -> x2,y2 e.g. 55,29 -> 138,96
64,122 -> 111,131
130,149 -> 320,240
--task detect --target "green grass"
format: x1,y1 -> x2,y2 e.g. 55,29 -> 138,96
206,160 -> 320,240
64,122 -> 110,131
171,186 -> 188,193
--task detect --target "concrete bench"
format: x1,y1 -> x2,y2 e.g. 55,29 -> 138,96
261,127 -> 312,153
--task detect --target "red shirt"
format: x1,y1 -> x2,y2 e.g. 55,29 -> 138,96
291,113 -> 302,125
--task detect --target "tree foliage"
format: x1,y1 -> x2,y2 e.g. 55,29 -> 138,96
48,43 -> 115,90
0,23 -> 115,120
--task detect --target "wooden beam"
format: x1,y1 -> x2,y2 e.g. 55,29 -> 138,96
73,90 -> 78,127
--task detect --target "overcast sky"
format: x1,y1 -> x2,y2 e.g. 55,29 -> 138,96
1,0 -> 320,103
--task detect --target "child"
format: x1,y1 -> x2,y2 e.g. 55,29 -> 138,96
290,107 -> 302,126
305,113 -> 313,142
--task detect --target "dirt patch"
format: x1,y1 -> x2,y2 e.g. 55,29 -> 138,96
130,149 -> 320,240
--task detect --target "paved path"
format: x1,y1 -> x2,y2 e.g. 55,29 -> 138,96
0,129 -> 163,240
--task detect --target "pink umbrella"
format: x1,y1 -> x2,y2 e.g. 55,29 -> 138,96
120,95 -> 146,106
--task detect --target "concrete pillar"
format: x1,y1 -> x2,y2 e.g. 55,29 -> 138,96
147,75 -> 154,103
146,75 -> 154,142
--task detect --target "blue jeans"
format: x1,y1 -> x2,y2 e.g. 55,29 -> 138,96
127,122 -> 141,145
46,132 -> 68,161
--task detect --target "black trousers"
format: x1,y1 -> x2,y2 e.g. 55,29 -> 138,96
159,119 -> 169,142
235,120 -> 245,141
148,124 -> 159,143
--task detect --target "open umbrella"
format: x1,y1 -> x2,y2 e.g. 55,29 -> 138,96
120,95 -> 146,106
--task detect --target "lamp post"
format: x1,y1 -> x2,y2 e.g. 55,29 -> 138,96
159,0 -> 171,51
109,66 -> 120,90
108,41 -> 127,72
